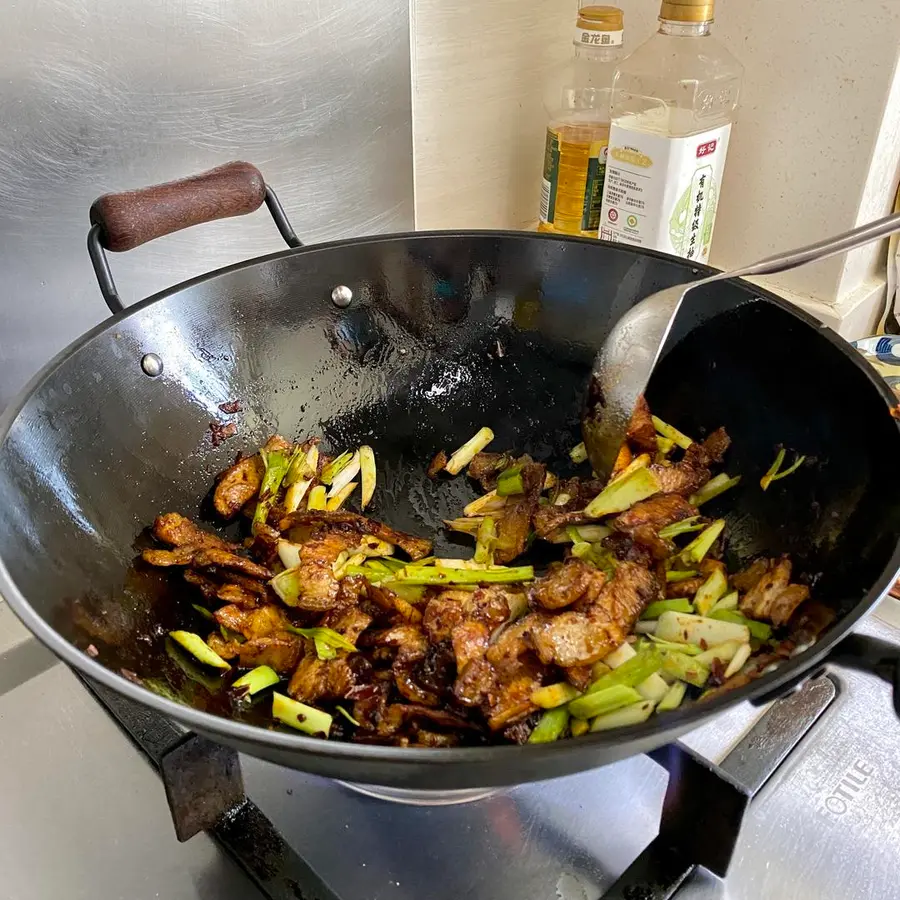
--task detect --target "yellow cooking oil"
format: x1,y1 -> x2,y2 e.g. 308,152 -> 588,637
538,6 -> 626,238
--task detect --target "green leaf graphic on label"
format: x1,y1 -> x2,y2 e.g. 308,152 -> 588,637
701,178 -> 719,252
669,168 -> 719,260
669,187 -> 692,253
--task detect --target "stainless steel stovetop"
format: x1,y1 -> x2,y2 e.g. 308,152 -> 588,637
2,597 -> 900,900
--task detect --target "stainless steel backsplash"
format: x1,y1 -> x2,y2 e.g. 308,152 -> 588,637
0,0 -> 414,409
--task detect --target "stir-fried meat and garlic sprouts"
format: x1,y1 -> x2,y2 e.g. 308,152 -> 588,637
133,407 -> 825,746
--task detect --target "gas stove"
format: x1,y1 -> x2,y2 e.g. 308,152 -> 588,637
2,598 -> 899,900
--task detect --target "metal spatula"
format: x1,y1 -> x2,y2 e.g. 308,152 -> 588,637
582,211 -> 900,480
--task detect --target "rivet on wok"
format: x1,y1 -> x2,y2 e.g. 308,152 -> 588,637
141,353 -> 164,377
331,285 -> 353,308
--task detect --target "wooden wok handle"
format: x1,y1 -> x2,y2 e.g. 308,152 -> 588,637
90,161 -> 267,252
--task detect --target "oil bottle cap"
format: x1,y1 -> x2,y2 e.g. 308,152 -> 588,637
659,0 -> 715,23
575,6 -> 625,47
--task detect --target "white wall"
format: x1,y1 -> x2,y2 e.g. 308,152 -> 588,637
413,0 -> 900,336
412,0 -> 573,230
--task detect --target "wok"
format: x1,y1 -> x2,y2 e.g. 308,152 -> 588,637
1,161 -> 900,791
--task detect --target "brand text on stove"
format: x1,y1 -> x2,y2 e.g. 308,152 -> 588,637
818,759 -> 875,821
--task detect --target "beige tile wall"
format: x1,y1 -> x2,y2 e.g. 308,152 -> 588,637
412,0 -> 576,230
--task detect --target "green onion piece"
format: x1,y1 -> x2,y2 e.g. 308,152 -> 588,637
724,642 -> 753,679
569,684 -> 643,720
680,519 -> 726,564
531,682 -> 581,709
284,479 -> 312,513
319,450 -> 353,486
759,448 -> 784,491
474,516 -> 497,565
498,463 -> 523,481
192,603 -> 215,621
694,639 -> 745,668
656,436 -> 676,459
434,558 -> 491,569
405,556 -> 436,567
709,609 -> 772,641
570,717 -> 590,737
284,446 -> 309,486
656,681 -> 688,713
253,448 -> 293,530
655,610 -> 750,647
390,583 -> 428,603
393,565 -> 534,586
666,569 -> 699,582
760,447 -> 806,490
232,665 -> 279,697
570,541 -> 593,562
306,485 -> 327,510
277,540 -> 303,570
496,471 -> 525,496
603,642 -> 636,668
359,445 -> 377,510
528,707 -> 570,743
690,473 -> 742,507
636,672 -> 670,703
463,490 -> 507,517
220,624 -> 245,644
568,525 -> 612,543
658,516 -> 704,539
335,704 -> 360,726
272,692 -> 332,737
379,557 -> 407,572
693,567 -> 728,616
285,443 -> 320,486
585,649 -> 665,695
285,626 -> 358,659
325,480 -> 358,511
661,651 -> 711,687
269,568 -> 305,605
770,455 -> 806,482
584,467 -> 661,518
711,590 -> 739,613
304,445 -> 321,479
641,598 -> 693,619
164,640 -> 227,693
365,559 -> 393,574
570,442 -> 588,464
446,427 -> 495,476
326,451 -> 361,498
169,631 -> 231,671
651,416 -> 693,450
590,700 -> 655,732
444,517 -> 483,536
647,635 -> 703,655
342,564 -> 384,581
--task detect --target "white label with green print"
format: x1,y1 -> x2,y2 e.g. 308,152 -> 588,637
598,122 -> 732,263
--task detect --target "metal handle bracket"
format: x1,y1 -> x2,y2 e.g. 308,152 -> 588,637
88,184 -> 301,315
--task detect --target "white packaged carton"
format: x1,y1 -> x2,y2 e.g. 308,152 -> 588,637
599,122 -> 731,264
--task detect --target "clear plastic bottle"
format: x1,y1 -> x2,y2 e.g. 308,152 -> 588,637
599,0 -> 742,262
538,6 -> 626,238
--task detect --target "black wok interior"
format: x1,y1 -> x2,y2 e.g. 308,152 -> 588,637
1,231 -> 899,788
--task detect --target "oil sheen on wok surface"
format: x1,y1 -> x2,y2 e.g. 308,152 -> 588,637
1,235 -> 898,759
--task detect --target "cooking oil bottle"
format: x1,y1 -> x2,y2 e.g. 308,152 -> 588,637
538,6 -> 626,238
599,0 -> 742,262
